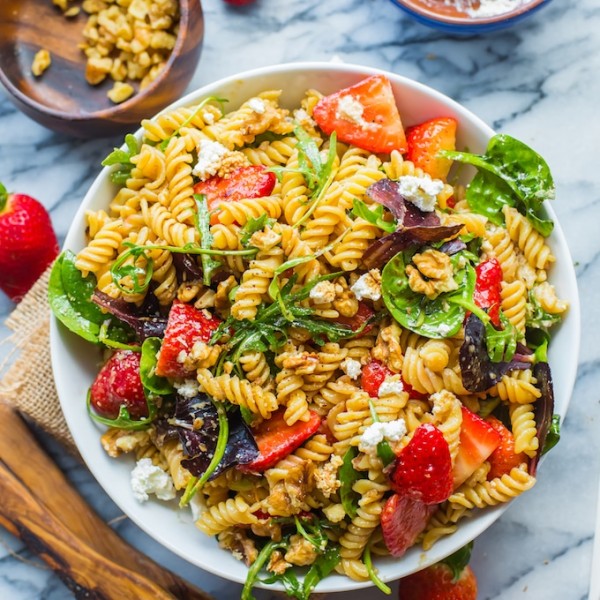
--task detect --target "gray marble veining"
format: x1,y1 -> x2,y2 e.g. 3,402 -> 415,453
1,0 -> 599,598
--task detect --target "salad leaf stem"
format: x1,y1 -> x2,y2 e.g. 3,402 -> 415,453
180,399 -> 229,506
86,389 -> 157,430
194,194 -> 221,285
364,544 -> 391,595
242,540 -> 286,600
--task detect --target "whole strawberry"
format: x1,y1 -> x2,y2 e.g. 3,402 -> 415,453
0,182 -> 59,301
398,543 -> 478,600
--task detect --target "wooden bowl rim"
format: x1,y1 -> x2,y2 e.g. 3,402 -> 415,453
0,0 -> 197,123
391,0 -> 549,25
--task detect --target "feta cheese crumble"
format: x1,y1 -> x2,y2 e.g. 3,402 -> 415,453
174,379 -> 199,398
202,111 -> 216,125
336,95 -> 376,131
358,419 -> 407,455
396,175 -> 444,212
378,378 -> 404,396
247,97 -> 266,114
192,139 -> 230,180
309,280 -> 336,304
350,269 -> 382,302
130,458 -> 176,503
341,357 -> 362,380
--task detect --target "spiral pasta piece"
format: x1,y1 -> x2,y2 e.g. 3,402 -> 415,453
501,279 -> 527,334
216,196 -> 282,227
509,403 -> 539,458
195,495 -> 258,536
489,369 -> 541,404
197,369 -> 278,419
75,219 -> 125,276
503,205 -> 554,270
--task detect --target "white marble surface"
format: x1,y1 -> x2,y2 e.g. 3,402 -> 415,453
0,0 -> 599,598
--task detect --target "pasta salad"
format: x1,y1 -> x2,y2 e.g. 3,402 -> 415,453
49,74 -> 567,598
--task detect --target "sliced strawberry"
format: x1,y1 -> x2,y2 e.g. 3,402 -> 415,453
485,416 -> 528,480
381,494 -> 437,558
406,117 -> 457,181
390,424 -> 453,504
453,406 -> 502,488
402,379 -> 429,401
474,258 -> 503,328
90,350 -> 147,420
155,301 -> 221,379
239,408 -> 321,473
312,75 -> 407,154
399,564 -> 478,600
361,359 -> 393,398
334,302 -> 375,338
193,165 -> 276,225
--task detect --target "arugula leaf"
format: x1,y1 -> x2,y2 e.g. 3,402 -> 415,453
261,570 -> 303,598
542,414 -> 560,455
158,96 -> 227,150
102,134 -> 140,185
442,541 -> 473,582
527,288 -> 563,332
351,198 -> 396,233
364,544 -> 391,595
294,516 -> 328,552
242,540 -> 286,600
527,328 -> 550,363
442,134 -> 555,236
485,313 -> 519,363
140,337 -> 173,395
301,546 -> 341,598
110,242 -> 154,295
240,214 -> 276,246
86,389 -> 157,430
339,447 -> 361,519
194,194 -> 221,285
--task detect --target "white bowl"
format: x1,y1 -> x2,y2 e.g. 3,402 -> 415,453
50,61 -> 581,593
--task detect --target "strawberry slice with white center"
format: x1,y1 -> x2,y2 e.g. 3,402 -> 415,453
453,406 -> 502,488
312,74 -> 407,154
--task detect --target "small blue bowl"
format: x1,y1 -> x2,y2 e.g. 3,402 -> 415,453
389,0 -> 552,34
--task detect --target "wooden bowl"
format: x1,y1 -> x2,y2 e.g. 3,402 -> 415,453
0,0 -> 204,138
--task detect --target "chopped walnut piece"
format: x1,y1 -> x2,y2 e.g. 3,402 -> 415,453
267,550 -> 291,575
31,49 -> 52,77
107,81 -> 135,103
284,534 -> 318,567
406,249 -> 458,299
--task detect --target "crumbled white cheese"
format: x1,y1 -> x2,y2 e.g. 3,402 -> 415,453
192,139 -> 230,180
176,350 -> 188,364
350,269 -> 382,302
189,493 -> 204,522
130,458 -> 176,503
378,378 -> 404,396
336,95 -> 376,131
396,175 -> 444,212
174,379 -> 199,398
202,111 -> 216,125
247,97 -> 266,114
436,323 -> 453,336
358,419 -> 407,455
294,108 -> 315,128
341,357 -> 362,380
309,280 -> 336,304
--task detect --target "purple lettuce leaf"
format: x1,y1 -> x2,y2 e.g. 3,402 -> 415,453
92,290 -> 167,340
160,392 -> 258,480
172,253 -> 203,283
362,179 -> 463,269
529,362 -> 554,476
459,314 -> 531,393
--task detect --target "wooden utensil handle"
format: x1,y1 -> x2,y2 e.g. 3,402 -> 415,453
0,403 -> 212,600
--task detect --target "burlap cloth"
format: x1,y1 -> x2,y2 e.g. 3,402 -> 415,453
0,267 -> 77,452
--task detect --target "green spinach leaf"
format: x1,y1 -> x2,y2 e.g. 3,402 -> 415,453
542,414 -> 560,455
301,546 -> 341,598
49,254 -> 101,344
140,338 -> 173,396
102,134 -> 140,185
443,134 -> 555,237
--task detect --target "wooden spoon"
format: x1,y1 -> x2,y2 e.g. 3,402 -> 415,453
0,402 -> 212,599
0,0 -> 204,138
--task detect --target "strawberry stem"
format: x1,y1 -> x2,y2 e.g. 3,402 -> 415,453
0,182 -> 8,212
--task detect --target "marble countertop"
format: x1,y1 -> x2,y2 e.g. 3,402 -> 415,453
1,0 -> 599,598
